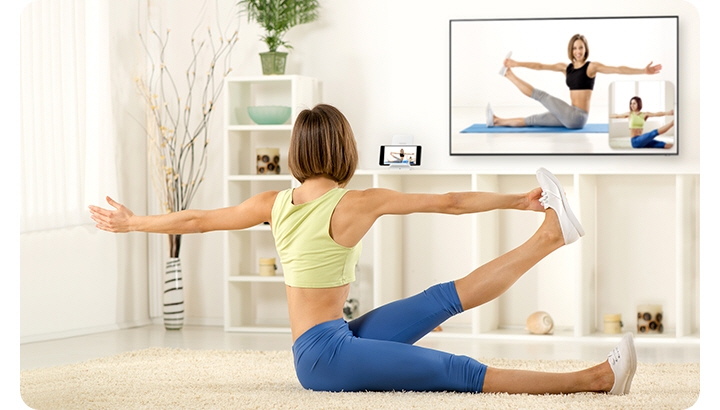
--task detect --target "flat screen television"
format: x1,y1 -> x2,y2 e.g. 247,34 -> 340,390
449,16 -> 679,155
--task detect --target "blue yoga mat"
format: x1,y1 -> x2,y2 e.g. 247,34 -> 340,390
460,123 -> 609,133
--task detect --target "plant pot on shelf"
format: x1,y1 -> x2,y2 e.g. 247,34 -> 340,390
260,51 -> 288,75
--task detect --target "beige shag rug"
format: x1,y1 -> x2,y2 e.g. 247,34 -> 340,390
20,347 -> 699,410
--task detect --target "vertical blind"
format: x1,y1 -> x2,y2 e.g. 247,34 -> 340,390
20,0 -> 116,233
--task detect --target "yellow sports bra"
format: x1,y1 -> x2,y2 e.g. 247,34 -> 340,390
629,112 -> 645,129
271,188 -> 361,288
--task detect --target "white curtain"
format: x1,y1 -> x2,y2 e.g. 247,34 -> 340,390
20,0 -> 116,233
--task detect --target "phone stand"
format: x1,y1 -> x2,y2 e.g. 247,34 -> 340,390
388,163 -> 411,170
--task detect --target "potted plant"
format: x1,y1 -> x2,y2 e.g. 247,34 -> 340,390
238,0 -> 320,75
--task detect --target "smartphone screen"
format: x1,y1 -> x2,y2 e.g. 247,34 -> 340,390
379,145 -> 422,166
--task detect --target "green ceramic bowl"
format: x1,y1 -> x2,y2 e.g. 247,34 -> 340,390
247,106 -> 291,125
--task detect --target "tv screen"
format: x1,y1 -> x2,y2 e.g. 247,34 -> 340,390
449,16 -> 679,155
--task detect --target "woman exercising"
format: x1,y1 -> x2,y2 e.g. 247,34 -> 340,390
610,96 -> 675,149
488,34 -> 661,129
90,104 -> 637,395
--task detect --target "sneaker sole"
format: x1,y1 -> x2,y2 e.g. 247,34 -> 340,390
623,334 -> 637,394
499,51 -> 512,76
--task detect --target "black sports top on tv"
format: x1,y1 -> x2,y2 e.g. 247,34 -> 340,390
566,61 -> 595,90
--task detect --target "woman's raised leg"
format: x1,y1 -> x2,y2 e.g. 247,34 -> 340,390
456,167 -> 583,311
657,120 -> 675,135
503,67 -> 535,97
454,208 -> 564,310
492,68 -> 533,127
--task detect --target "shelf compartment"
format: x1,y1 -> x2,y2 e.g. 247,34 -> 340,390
226,129 -> 294,176
224,75 -> 319,127
225,280 -> 289,329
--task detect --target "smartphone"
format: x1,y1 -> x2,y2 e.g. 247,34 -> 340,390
379,145 -> 422,166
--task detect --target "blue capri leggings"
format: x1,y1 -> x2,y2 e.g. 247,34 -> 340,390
524,88 -> 589,129
631,129 -> 666,148
291,282 -> 488,392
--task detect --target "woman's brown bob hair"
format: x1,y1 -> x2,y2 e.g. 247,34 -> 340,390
567,34 -> 589,62
629,96 -> 643,112
288,104 -> 358,186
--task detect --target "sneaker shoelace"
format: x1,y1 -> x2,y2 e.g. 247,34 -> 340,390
539,190 -> 563,209
539,191 -> 550,209
608,347 -> 621,366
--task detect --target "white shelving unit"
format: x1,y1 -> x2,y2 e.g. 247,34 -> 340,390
222,78 -> 699,343
352,171 -> 700,343
223,75 -> 320,332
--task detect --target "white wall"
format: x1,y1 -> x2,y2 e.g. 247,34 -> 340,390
19,0 -> 706,338
20,0 -> 149,342
182,0 -> 701,324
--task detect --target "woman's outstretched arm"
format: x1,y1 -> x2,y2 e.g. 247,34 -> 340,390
330,188 -> 546,249
88,191 -> 278,234
644,109 -> 674,118
589,61 -> 661,76
355,187 -> 545,218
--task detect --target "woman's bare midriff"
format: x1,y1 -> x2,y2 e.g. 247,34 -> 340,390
630,128 -> 644,137
286,284 -> 350,342
570,89 -> 592,113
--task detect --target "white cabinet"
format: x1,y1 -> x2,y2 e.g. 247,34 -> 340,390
221,77 -> 699,342
222,76 -> 320,332
360,171 -> 699,343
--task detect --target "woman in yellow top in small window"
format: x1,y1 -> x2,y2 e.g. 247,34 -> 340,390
610,96 -> 675,149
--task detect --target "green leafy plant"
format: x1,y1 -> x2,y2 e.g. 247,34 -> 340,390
238,0 -> 320,52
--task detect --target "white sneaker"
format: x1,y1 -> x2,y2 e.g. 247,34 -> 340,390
535,167 -> 585,244
607,333 -> 637,395
486,103 -> 494,127
499,51 -> 512,76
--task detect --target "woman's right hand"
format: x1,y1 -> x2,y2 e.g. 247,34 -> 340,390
504,58 -> 517,68
525,187 -> 546,212
88,196 -> 135,233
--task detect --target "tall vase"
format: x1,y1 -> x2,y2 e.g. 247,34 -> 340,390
163,257 -> 184,330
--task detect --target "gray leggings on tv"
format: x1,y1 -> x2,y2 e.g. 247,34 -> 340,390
524,88 -> 589,129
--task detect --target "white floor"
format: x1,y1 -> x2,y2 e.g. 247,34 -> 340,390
20,324 -> 700,371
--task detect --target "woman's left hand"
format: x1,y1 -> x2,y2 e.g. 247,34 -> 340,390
645,62 -> 662,74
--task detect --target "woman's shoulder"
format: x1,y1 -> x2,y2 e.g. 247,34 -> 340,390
343,188 -> 401,206
262,189 -> 284,207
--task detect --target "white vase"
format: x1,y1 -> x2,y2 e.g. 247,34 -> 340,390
163,257 -> 184,330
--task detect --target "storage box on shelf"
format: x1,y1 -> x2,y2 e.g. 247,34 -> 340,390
223,76 -> 320,332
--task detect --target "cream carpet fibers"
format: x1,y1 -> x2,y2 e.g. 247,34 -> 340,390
21,347 -> 699,410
